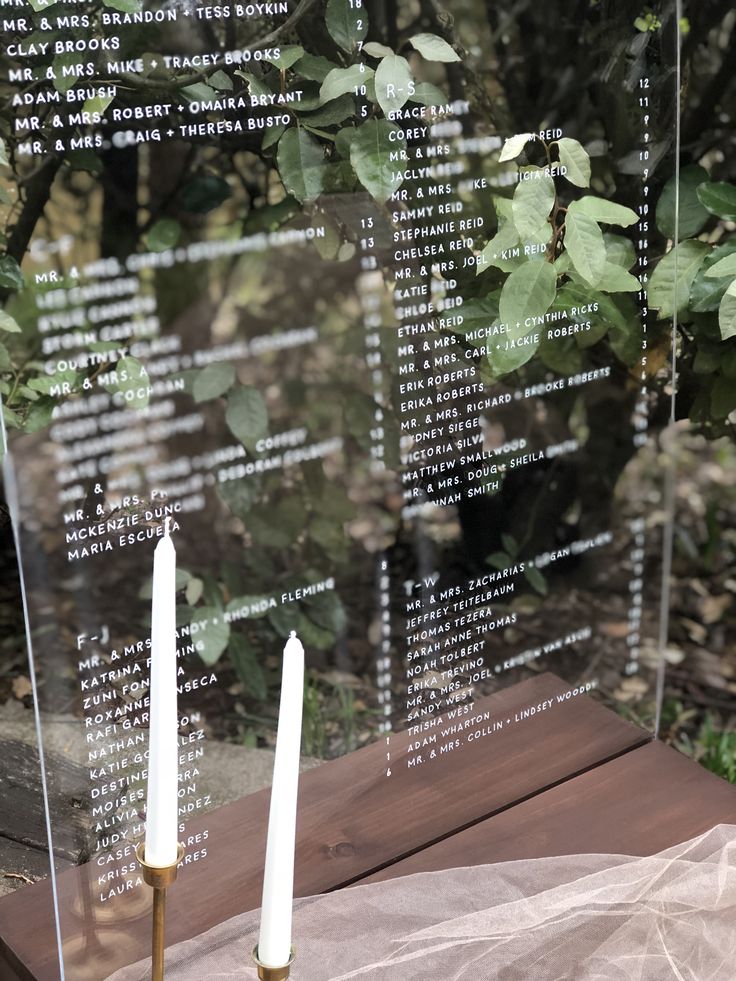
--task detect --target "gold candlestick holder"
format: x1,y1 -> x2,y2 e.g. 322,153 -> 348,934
135,842 -> 185,981
252,945 -> 296,980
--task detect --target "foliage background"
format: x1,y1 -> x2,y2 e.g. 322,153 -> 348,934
0,0 -> 734,779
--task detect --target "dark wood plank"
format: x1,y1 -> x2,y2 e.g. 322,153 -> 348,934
360,741 -> 736,884
0,673 -> 649,981
0,740 -> 89,864
0,838 -> 71,895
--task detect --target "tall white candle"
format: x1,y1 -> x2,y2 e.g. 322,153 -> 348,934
257,630 -> 305,968
144,519 -> 179,868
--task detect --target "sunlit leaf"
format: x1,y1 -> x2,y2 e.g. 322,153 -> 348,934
556,138 -> 591,188
572,196 -> 638,227
512,173 -> 555,239
408,32 -> 460,62
350,119 -> 405,202
145,218 -> 180,252
499,133 -> 534,163
374,54 -> 413,116
649,240 -> 708,319
565,205 -> 606,286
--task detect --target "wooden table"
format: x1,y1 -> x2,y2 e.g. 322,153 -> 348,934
1,672 -> 735,980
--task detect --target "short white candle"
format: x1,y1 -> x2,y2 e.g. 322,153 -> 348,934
144,519 -> 179,868
257,630 -> 305,968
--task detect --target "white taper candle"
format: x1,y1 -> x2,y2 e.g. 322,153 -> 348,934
144,519 -> 179,868
257,630 -> 305,967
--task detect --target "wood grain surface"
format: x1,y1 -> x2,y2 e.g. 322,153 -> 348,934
0,673 -> 660,980
360,740 -> 736,883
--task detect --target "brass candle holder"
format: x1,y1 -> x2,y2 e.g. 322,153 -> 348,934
135,842 -> 185,981
252,944 -> 296,980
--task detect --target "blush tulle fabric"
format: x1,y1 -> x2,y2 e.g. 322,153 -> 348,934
108,824 -> 736,980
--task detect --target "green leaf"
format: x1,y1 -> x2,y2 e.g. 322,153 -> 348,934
0,139 -> 7,167
320,64 -> 373,104
193,362 -> 236,402
656,165 -> 709,240
524,565 -> 548,596
195,608 -> 231,666
512,173 -> 555,238
229,633 -> 268,701
185,577 -> 204,605
242,196 -> 299,234
0,343 -> 11,371
690,242 -> 736,312
206,69 -> 232,90
498,133 -> 534,163
248,497 -> 305,549
277,128 -> 325,203
374,54 -> 413,116
593,262 -> 641,292
235,71 -> 273,98
649,240 -> 709,319
226,384 -> 268,450
408,32 -> 460,62
181,83 -> 218,103
326,0 -> 368,52
226,595 -> 272,620
0,310 -> 21,333
607,296 -> 642,364
293,53 -> 339,82
299,95 -> 355,128
705,253 -> 736,279
476,223 -> 520,275
0,256 -> 24,291
52,53 -> 83,92
486,325 -> 539,376
262,122 -> 287,150
603,233 -> 636,269
180,175 -> 231,213
572,196 -> 638,227
2,404 -> 20,428
145,218 -> 180,252
82,92 -> 114,119
556,138 -> 590,188
499,259 -> 557,334
102,0 -> 141,10
304,591 -> 347,634
24,397 -> 55,434
408,82 -> 449,108
719,282 -> 736,341
296,614 -> 334,650
27,369 -> 77,394
265,45 -> 304,70
350,119 -> 405,202
500,533 -> 518,556
697,182 -> 736,221
269,603 -> 301,638
106,356 -> 150,409
565,205 -> 606,286
363,42 -> 393,58
218,477 -> 258,517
